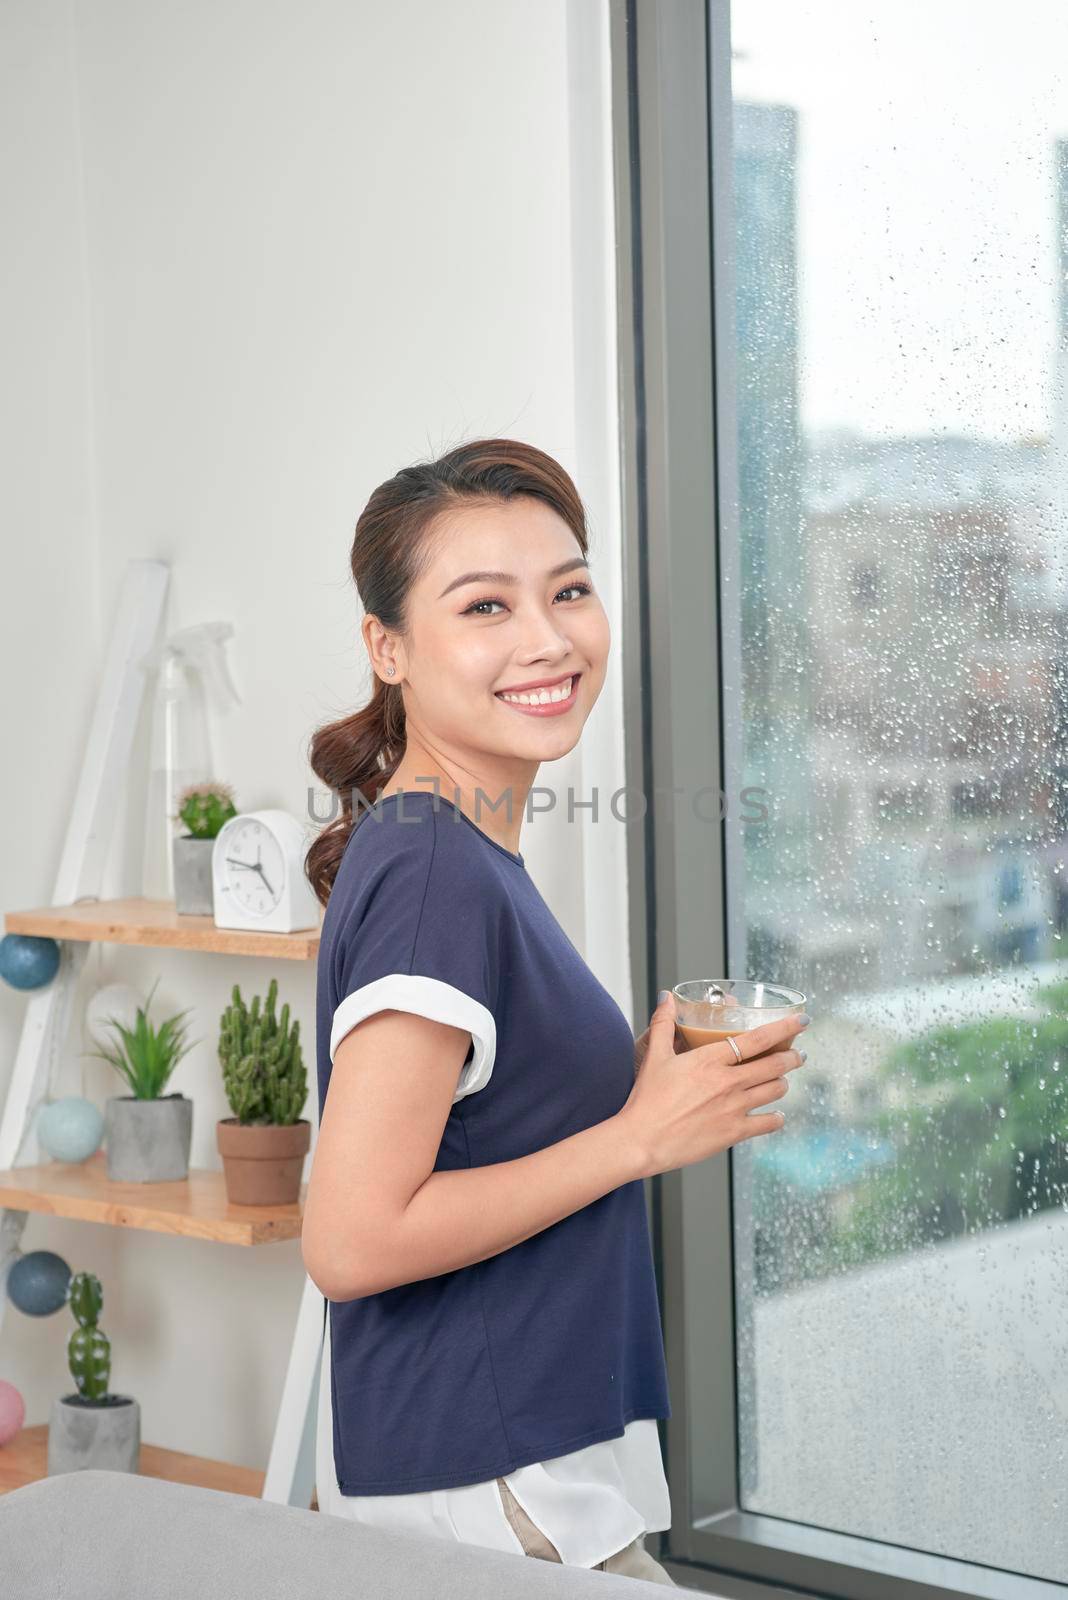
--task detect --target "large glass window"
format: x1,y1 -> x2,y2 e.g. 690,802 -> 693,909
720,2 -> 1068,1584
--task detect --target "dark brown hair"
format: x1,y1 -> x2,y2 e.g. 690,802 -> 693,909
305,438 -> 591,907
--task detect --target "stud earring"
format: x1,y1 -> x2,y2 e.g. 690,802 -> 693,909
387,666 -> 395,677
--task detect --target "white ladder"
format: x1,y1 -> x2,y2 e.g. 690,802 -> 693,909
0,557 -> 324,1508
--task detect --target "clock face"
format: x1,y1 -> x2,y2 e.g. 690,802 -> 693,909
221,818 -> 286,917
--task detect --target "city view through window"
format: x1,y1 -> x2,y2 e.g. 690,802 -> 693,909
720,5 -> 1067,1582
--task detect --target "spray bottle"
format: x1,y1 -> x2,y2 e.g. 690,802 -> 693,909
139,622 -> 242,900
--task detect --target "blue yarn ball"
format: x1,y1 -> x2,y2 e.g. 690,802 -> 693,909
37,1098 -> 104,1163
7,1250 -> 71,1316
0,935 -> 60,991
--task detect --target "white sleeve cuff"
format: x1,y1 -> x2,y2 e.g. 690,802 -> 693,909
329,973 -> 496,1102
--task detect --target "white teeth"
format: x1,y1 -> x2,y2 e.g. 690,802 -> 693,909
499,676 -> 573,706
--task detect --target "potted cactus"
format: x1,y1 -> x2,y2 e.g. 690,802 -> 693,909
173,780 -> 237,914
47,1271 -> 140,1476
216,978 -> 310,1205
84,977 -> 197,1182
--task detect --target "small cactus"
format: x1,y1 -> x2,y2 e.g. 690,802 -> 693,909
176,782 -> 237,841
218,978 -> 307,1126
67,1271 -> 111,1401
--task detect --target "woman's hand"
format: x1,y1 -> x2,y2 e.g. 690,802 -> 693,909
634,996 -> 798,1071
620,992 -> 810,1178
633,1015 -> 688,1075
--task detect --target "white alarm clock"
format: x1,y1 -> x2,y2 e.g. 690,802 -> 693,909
211,809 -> 321,933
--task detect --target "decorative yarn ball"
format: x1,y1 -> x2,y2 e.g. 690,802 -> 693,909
0,1380 -> 26,1446
7,1250 -> 71,1316
0,934 -> 60,991
85,983 -> 145,1049
37,1097 -> 104,1163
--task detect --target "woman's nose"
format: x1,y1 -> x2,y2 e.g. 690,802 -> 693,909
516,638 -> 571,666
517,621 -> 572,658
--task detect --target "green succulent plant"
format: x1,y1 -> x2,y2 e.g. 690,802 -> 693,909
66,1271 -> 110,1401
218,978 -> 307,1127
82,976 -> 198,1099
176,781 -> 237,840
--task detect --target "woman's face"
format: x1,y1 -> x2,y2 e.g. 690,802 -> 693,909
387,496 -> 610,772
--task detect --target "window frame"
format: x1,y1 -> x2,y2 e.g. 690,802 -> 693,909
609,3 -> 1065,1597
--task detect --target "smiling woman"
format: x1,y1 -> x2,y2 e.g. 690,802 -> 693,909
299,439 -> 678,1582
305,440 -> 610,876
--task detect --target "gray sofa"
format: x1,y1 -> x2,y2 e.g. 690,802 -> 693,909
0,1468 -> 678,1597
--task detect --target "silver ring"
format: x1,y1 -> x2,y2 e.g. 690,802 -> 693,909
726,1034 -> 743,1064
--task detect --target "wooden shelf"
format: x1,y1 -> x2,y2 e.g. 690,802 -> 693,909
4,898 -> 321,960
0,1424 -> 287,1501
0,1154 -> 305,1246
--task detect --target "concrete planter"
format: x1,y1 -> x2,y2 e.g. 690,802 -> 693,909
47,1393 -> 140,1476
105,1093 -> 192,1182
216,1117 -> 311,1205
172,835 -> 214,915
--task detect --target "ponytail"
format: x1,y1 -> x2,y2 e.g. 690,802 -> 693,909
305,677 -> 407,908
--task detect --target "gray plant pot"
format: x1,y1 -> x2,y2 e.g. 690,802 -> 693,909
173,834 -> 214,915
47,1393 -> 141,1476
104,1093 -> 192,1182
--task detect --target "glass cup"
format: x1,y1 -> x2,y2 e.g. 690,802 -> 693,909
671,979 -> 807,1052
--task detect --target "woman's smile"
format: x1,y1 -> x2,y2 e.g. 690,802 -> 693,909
495,672 -> 582,716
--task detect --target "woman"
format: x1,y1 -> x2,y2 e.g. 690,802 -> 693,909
301,438 -> 809,1584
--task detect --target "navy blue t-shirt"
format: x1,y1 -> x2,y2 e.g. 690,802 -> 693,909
314,788 -> 671,1495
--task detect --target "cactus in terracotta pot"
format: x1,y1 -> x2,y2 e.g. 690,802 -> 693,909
218,978 -> 306,1126
216,979 -> 310,1205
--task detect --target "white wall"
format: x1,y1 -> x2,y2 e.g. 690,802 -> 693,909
0,0 -> 630,1479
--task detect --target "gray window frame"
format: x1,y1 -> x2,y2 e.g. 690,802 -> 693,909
608,3 -> 1065,1598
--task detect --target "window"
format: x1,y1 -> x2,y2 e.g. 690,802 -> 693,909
951,774 -> 1025,820
872,783 -> 931,828
725,2 -> 1066,1589
997,863 -> 1024,909
616,3 -> 1068,1596
848,561 -> 882,610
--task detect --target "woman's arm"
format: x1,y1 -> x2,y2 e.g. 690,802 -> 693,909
368,1013 -> 785,1298
302,1008 -> 650,1303
376,1110 -> 649,1299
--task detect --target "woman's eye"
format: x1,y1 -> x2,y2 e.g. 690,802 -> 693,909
462,582 -> 592,618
